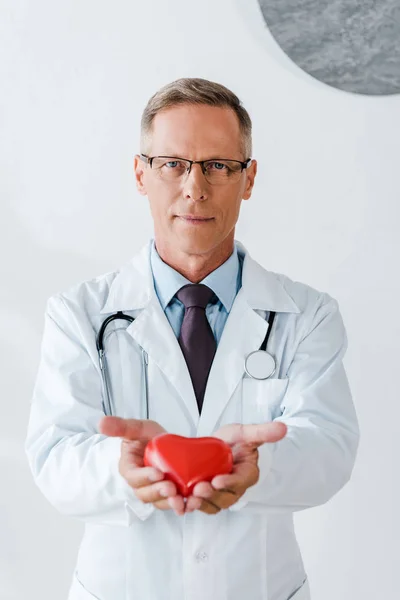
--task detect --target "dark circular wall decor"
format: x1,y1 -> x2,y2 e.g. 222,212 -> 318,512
257,0 -> 400,95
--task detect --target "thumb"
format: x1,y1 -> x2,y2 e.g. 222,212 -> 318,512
214,421 -> 287,448
98,416 -> 166,442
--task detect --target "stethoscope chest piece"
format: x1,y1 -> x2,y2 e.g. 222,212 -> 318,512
244,350 -> 276,380
97,308 -> 278,415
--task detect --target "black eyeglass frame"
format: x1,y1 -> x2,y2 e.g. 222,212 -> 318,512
140,153 -> 252,175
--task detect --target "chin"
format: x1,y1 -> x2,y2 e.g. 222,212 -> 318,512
176,235 -> 217,256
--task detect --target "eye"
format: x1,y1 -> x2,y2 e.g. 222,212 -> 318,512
208,161 -> 228,171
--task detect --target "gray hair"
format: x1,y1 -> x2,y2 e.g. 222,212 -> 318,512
140,77 -> 252,158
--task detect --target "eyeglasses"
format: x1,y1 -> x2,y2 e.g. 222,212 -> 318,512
140,154 -> 252,185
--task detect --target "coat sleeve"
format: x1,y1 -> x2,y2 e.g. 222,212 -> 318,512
24,294 -> 155,526
230,293 -> 360,514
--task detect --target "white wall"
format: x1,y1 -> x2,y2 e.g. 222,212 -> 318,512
1,0 -> 399,598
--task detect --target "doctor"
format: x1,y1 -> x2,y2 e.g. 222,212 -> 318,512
25,77 -> 359,600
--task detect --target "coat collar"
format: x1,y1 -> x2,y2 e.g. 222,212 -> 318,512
100,239 -> 300,315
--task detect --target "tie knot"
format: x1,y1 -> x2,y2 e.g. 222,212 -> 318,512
176,284 -> 216,310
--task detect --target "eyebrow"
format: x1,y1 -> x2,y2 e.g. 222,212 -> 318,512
152,153 -> 238,160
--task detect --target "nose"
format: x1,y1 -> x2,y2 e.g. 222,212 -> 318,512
182,163 -> 208,202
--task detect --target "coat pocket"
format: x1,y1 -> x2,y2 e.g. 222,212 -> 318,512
287,577 -> 310,600
241,377 -> 289,424
67,571 -> 102,600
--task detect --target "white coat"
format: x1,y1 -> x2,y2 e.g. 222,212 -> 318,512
25,239 -> 360,600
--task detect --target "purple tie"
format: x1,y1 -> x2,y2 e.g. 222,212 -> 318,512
176,284 -> 217,413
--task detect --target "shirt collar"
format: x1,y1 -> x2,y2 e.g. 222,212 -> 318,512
150,239 -> 241,312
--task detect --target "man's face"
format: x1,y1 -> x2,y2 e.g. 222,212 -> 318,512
134,104 -> 257,256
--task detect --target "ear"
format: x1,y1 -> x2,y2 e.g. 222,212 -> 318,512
242,159 -> 257,201
134,154 -> 147,196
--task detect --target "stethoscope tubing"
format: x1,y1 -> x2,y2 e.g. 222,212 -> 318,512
96,309 -> 276,417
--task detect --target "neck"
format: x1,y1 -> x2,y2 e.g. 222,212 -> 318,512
154,235 -> 235,283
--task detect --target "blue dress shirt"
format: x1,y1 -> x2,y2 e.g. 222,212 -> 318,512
150,240 -> 243,346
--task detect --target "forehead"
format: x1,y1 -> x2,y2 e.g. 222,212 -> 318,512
149,104 -> 243,159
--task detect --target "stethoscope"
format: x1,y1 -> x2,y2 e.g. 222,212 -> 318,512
96,310 -> 277,418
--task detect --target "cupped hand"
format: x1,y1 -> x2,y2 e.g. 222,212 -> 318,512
185,421 -> 287,515
98,416 -> 186,516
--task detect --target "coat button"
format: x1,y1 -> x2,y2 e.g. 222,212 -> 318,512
195,551 -> 208,562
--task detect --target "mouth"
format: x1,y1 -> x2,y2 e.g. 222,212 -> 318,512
176,215 -> 214,223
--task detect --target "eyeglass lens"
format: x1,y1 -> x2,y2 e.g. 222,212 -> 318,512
150,158 -> 244,184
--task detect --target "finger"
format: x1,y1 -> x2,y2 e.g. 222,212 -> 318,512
193,498 -> 221,515
122,465 -> 165,488
185,496 -> 203,512
230,444 -> 259,463
192,481 -> 237,499
133,480 -> 178,504
211,462 -> 259,493
192,482 -> 238,510
99,416 -> 165,441
214,421 -> 287,448
195,490 -> 237,511
168,495 -> 186,516
153,498 -> 174,511
184,493 -> 222,514
120,439 -> 147,468
192,481 -> 214,497
152,496 -> 185,515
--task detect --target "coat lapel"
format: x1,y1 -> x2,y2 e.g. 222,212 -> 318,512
196,289 -> 268,437
125,298 -> 199,426
197,242 -> 301,436
99,241 -> 199,427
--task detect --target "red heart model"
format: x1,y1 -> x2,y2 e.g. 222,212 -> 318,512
144,433 -> 233,497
